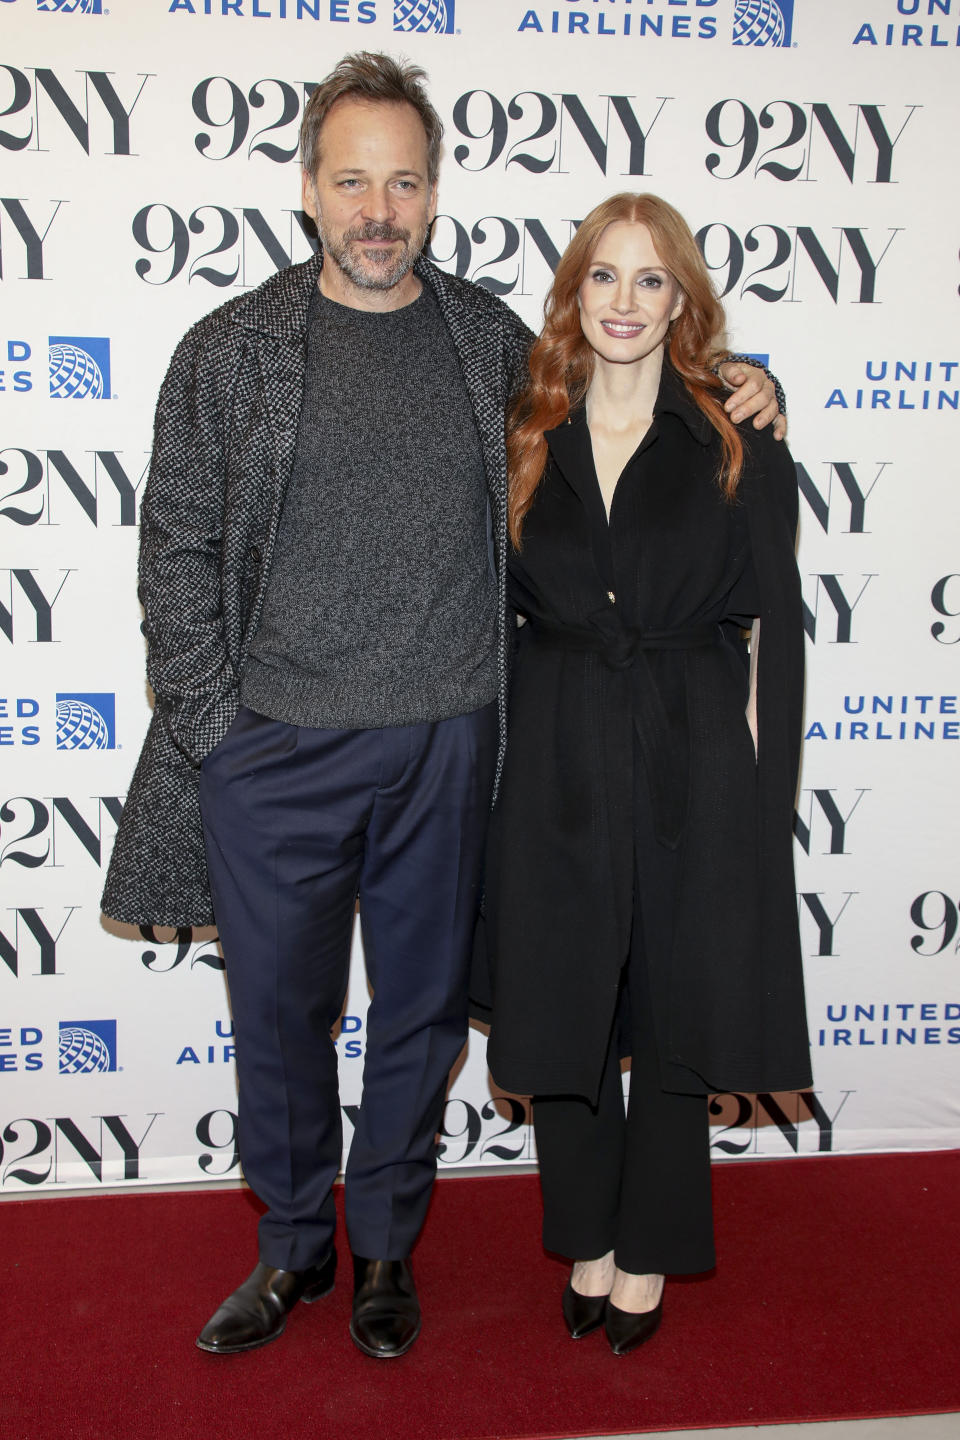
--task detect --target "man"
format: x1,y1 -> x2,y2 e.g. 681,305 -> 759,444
102,51 -> 781,1359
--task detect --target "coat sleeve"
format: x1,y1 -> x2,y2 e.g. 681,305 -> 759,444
743,426 -> 804,804
501,305 -> 535,405
137,322 -> 239,766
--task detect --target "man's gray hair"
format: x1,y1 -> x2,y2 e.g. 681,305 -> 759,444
300,51 -> 443,186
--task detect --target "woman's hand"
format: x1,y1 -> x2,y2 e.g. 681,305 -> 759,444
718,363 -> 787,441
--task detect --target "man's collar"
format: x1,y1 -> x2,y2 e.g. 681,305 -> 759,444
229,251 -> 321,340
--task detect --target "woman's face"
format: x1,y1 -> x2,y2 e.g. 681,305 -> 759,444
577,221 -> 684,369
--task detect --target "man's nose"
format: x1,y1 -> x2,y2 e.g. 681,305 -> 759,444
363,185 -> 395,223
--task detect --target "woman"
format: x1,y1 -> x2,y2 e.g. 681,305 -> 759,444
482,194 -> 811,1355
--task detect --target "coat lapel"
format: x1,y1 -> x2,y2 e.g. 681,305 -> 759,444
543,362 -> 711,522
543,408 -> 600,513
229,253 -> 319,511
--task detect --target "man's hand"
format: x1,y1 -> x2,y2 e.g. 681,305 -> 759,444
718,362 -> 787,441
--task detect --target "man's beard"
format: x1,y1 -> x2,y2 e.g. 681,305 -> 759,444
319,218 -> 428,292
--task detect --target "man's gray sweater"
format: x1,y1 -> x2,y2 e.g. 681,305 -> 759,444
241,284 -> 497,729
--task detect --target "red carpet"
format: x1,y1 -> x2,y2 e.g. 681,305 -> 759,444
3,1152 -> 959,1440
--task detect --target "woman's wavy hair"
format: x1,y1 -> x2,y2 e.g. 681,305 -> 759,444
508,192 -> 744,547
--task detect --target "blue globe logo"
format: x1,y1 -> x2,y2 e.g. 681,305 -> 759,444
733,0 -> 788,46
38,1 -> 102,12
59,1027 -> 111,1075
393,0 -> 451,33
56,699 -> 110,750
49,343 -> 104,399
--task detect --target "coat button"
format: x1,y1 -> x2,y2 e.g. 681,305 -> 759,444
607,590 -> 616,604
248,546 -> 262,566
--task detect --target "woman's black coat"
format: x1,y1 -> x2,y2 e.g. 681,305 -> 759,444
480,366 -> 812,1102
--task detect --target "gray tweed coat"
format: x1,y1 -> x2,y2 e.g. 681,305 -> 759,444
101,252 -> 533,927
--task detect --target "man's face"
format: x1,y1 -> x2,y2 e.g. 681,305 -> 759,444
302,97 -> 438,310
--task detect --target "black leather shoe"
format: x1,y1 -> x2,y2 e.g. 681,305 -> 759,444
604,1292 -> 663,1356
349,1255 -> 421,1359
196,1251 -> 337,1354
562,1278 -> 608,1339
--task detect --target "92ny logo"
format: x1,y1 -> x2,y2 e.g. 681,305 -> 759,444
448,92 -> 917,185
0,448 -> 146,527
450,90 -> 669,175
428,217 -> 899,304
0,905 -> 78,978
127,200 -> 902,306
131,204 -> 318,287
793,787 -> 868,961
187,82 -> 919,186
708,1090 -> 853,1156
0,1114 -> 159,1189
0,569 -> 72,643
794,788 -> 869,857
0,66 -> 150,155
704,101 -> 918,184
793,458 -> 882,651
187,83 -> 667,171
796,460 -> 886,536
0,795 -> 124,869
192,77 -> 315,163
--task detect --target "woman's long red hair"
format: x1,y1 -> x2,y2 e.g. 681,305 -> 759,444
508,192 -> 744,547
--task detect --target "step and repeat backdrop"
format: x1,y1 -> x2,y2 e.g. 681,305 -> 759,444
1,0 -> 958,1191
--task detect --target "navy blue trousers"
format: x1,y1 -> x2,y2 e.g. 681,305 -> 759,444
198,703 -> 496,1270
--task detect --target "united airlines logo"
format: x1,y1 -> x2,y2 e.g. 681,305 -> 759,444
55,692 -> 116,750
732,0 -> 794,47
58,1020 -> 118,1074
48,337 -> 112,400
393,0 -> 455,34
37,0 -> 104,11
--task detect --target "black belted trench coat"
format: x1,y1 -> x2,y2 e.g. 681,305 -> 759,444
479,366 -> 812,1101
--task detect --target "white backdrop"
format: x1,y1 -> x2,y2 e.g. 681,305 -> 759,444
1,0 -> 958,1191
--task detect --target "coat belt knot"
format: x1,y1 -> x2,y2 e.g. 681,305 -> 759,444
527,619 -> 721,849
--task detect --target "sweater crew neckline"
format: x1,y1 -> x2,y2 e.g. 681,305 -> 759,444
313,280 -> 429,324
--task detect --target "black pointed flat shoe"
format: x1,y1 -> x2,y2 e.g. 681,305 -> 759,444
604,1292 -> 663,1356
196,1250 -> 337,1354
562,1278 -> 608,1339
